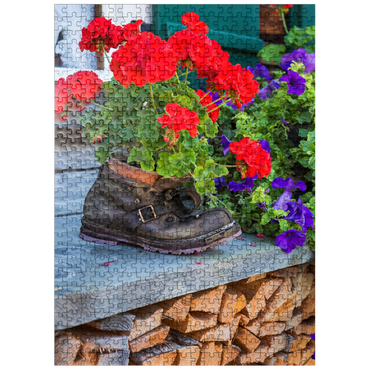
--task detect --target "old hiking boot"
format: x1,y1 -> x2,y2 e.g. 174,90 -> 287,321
79,155 -> 242,254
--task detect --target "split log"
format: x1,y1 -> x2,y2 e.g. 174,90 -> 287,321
285,308 -> 303,330
87,313 -> 135,333
190,285 -> 226,314
221,312 -> 242,345
295,316 -> 315,335
221,344 -> 241,365
245,272 -> 267,283
172,344 -> 200,366
301,285 -> 315,320
162,312 -> 217,333
263,351 -> 288,365
301,341 -> 315,365
304,358 -> 315,365
257,278 -> 297,322
238,278 -> 284,320
244,319 -> 261,336
285,333 -> 312,352
292,269 -> 314,307
188,323 -> 231,342
269,266 -> 300,278
55,332 -> 82,365
67,327 -> 129,353
285,350 -> 303,366
166,330 -> 202,347
259,322 -> 286,337
128,305 -> 163,341
197,341 -> 223,366
218,287 -> 238,323
96,350 -> 130,366
74,351 -> 99,365
129,325 -> 170,353
265,333 -> 288,356
156,294 -> 192,322
235,344 -> 270,365
238,313 -> 250,328
129,341 -> 177,366
234,326 -> 261,353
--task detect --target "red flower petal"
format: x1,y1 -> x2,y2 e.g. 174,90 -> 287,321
257,233 -> 266,238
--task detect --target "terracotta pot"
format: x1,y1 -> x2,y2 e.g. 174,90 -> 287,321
108,152 -> 191,189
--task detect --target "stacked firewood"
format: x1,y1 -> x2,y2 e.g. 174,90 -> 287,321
55,262 -> 315,366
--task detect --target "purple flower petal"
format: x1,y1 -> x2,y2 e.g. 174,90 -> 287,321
221,134 -> 232,156
228,174 -> 259,192
304,53 -> 315,74
279,71 -> 306,96
213,176 -> 227,190
281,48 -> 307,70
271,177 -> 307,210
260,139 -> 271,154
281,117 -> 289,125
283,199 -> 314,232
209,91 -> 223,106
248,63 -> 272,81
276,229 -> 306,253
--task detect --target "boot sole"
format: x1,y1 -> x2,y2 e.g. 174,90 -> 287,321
79,218 -> 242,255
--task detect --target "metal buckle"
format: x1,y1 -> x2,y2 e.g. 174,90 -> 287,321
137,205 -> 157,223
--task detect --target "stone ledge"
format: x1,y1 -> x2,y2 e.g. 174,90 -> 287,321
55,215 -> 314,330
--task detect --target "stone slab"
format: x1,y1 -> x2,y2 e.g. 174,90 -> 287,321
55,215 -> 314,330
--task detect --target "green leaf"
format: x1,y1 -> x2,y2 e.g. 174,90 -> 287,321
261,213 -> 271,225
127,147 -> 155,171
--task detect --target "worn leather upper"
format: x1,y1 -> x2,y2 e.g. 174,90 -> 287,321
83,164 -> 235,240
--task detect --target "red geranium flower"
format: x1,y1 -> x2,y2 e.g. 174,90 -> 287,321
67,71 -> 103,103
283,5 -> 293,8
110,32 -> 177,87
181,12 -> 209,35
196,90 -> 219,123
157,103 -> 200,144
209,63 -> 259,108
55,77 -> 85,122
168,29 -> 196,69
229,137 -> 272,179
79,17 -> 142,55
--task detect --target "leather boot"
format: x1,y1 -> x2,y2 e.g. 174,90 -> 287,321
79,154 -> 241,254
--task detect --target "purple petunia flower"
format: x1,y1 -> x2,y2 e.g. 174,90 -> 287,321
281,48 -> 307,70
283,199 -> 314,232
271,177 -> 306,210
310,334 -> 319,342
258,80 -> 281,100
260,139 -> 271,154
213,176 -> 227,190
276,229 -> 306,253
221,134 -> 232,156
248,63 -> 273,81
228,174 -> 259,192
304,53 -> 315,74
226,100 -> 249,111
279,70 -> 306,96
281,48 -> 315,74
198,134 -> 210,142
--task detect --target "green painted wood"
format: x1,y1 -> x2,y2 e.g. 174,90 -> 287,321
287,5 -> 315,29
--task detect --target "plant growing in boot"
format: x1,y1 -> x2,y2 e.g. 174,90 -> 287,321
54,12 -> 269,197
55,12 -> 273,254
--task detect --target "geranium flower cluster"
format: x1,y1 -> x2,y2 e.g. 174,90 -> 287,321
110,32 -> 178,87
157,103 -> 200,145
79,17 -> 142,55
196,90 -> 219,123
55,71 -> 103,122
229,137 -> 272,179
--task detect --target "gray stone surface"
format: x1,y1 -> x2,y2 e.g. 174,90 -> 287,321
55,214 -> 314,330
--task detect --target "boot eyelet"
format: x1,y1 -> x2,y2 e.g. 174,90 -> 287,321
166,216 -> 174,222
134,198 -> 141,204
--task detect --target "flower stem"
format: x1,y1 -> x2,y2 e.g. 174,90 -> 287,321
175,72 -> 181,84
203,95 -> 226,107
218,163 -> 237,167
281,13 -> 289,34
208,98 -> 232,113
104,50 -> 111,65
90,101 -> 111,110
178,69 -> 196,78
184,67 -> 189,84
149,83 -> 158,114
199,90 -> 212,102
